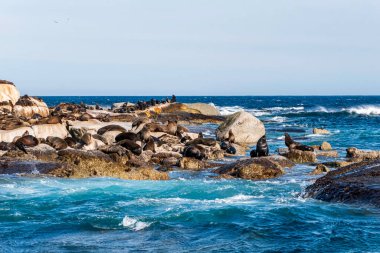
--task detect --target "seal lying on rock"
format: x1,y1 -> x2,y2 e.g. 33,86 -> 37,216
143,137 -> 156,152
14,135 -> 39,153
285,133 -> 313,151
115,132 -> 140,142
147,121 -> 178,136
97,125 -> 127,135
250,135 -> 269,157
46,136 -> 68,150
117,140 -> 142,155
183,145 -> 206,160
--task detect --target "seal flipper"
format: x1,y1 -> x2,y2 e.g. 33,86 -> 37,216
15,141 -> 28,154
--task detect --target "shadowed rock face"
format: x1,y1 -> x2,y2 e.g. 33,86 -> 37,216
305,160 -> 380,207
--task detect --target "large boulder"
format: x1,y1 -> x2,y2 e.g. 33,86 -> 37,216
216,111 -> 265,144
305,160 -> 380,207
32,124 -> 69,139
185,103 -> 221,116
13,95 -> 49,118
214,156 -> 292,180
0,80 -> 20,106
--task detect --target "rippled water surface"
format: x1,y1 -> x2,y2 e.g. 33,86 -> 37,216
1,96 -> 380,252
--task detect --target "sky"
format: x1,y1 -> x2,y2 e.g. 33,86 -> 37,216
1,0 -> 380,96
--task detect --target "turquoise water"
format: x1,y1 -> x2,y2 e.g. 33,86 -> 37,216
1,96 -> 380,252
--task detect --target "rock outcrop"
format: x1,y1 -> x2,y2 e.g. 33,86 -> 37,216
286,149 -> 316,163
346,147 -> 380,161
214,156 -> 293,180
216,111 -> 265,144
185,103 -> 221,116
13,95 -> 49,118
0,80 -> 20,106
305,160 -> 380,207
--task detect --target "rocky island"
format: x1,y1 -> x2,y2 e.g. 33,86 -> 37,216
0,80 -> 379,208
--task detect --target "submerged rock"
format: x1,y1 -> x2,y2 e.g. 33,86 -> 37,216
178,157 -> 221,170
216,111 -> 265,144
214,156 -> 292,180
313,128 -> 330,135
305,160 -> 380,207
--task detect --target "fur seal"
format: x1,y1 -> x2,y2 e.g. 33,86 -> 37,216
81,133 -> 93,146
139,126 -> 151,143
186,138 -> 217,147
46,116 -> 62,124
64,137 -> 77,148
46,136 -> 68,150
97,125 -> 127,135
198,132 -> 204,139
183,145 -> 205,160
115,132 -> 140,143
285,133 -> 314,152
79,113 -> 92,121
14,135 -> 39,153
226,145 -> 237,155
117,140 -> 142,155
132,118 -> 150,131
250,135 -> 269,157
227,130 -> 235,143
143,137 -> 156,152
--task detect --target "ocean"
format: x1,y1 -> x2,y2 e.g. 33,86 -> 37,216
1,96 -> 380,252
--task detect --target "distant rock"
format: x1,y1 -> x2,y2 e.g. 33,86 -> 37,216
185,103 -> 221,116
179,157 -> 220,170
13,95 -> 49,118
313,128 -> 330,135
216,111 -> 265,144
305,160 -> 380,207
0,80 -> 20,106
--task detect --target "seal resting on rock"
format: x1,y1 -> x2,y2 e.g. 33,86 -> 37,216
46,136 -> 68,150
97,125 -> 127,135
250,135 -> 269,157
143,137 -> 156,153
115,132 -> 140,142
14,135 -> 39,153
285,133 -> 314,152
64,137 -> 77,148
183,145 -> 206,160
81,133 -> 93,146
117,140 -> 142,155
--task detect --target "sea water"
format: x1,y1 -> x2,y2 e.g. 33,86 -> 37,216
1,96 -> 380,252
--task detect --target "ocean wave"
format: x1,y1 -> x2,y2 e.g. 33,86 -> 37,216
138,194 -> 261,205
121,216 -> 151,231
346,105 -> 380,115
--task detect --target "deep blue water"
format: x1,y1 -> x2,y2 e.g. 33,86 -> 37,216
1,96 -> 380,252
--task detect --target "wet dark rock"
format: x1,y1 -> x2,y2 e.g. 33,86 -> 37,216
305,160 -> 380,207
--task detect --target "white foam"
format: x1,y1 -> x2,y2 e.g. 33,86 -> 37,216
268,116 -> 287,123
121,216 -> 151,231
346,105 -> 380,115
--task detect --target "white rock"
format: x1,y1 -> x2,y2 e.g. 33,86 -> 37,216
0,83 -> 20,105
216,111 -> 265,144
32,124 -> 69,139
13,97 -> 49,118
0,127 -> 32,142
185,103 -> 221,116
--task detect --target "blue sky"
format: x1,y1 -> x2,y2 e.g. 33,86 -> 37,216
1,0 -> 380,95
